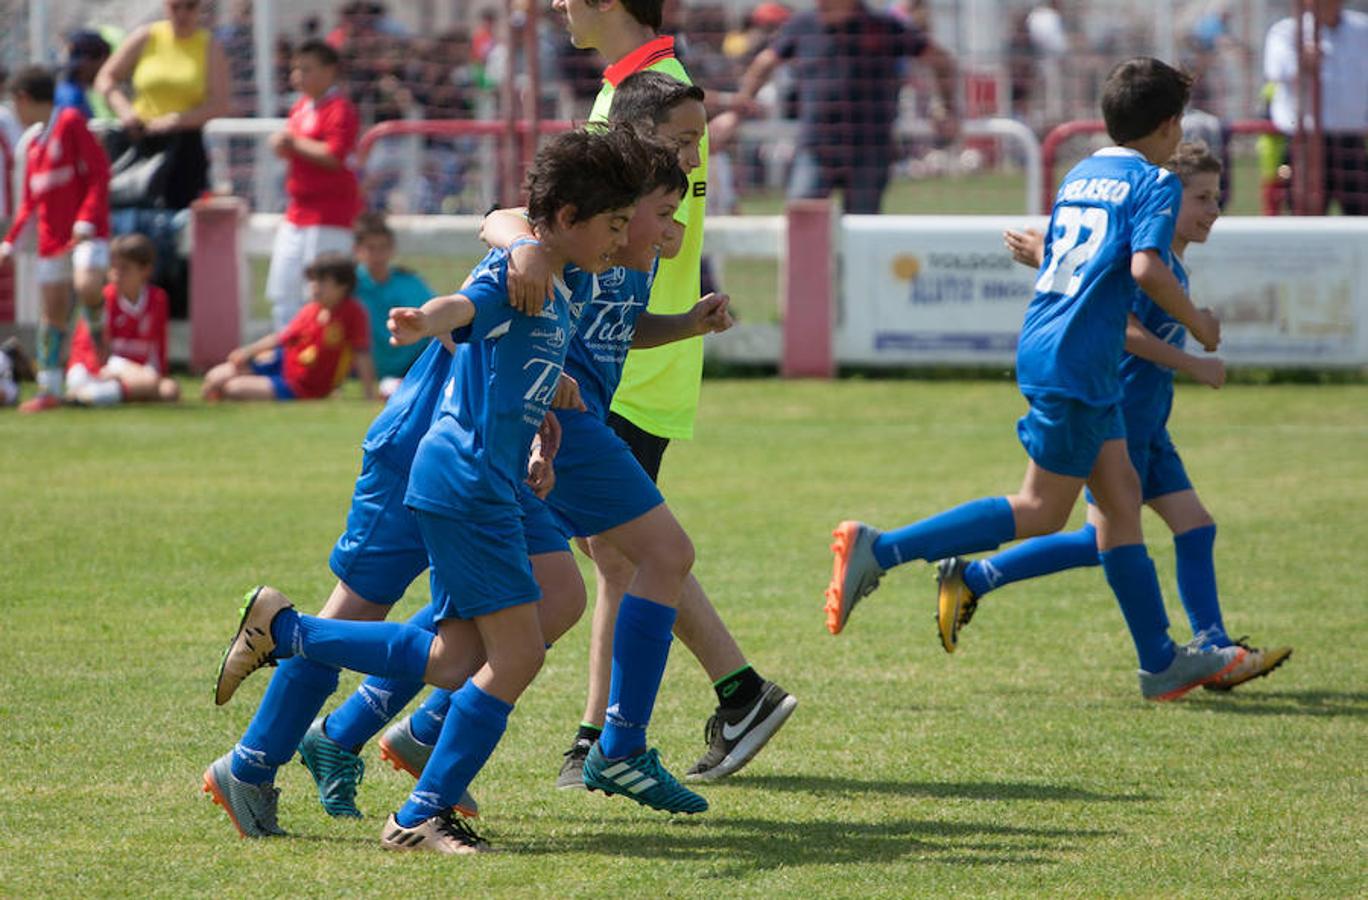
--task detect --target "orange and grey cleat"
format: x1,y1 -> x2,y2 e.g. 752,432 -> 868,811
1203,641 -> 1292,692
824,521 -> 886,635
202,752 -> 286,838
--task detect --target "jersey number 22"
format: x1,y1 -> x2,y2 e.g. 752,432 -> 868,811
1036,207 -> 1109,297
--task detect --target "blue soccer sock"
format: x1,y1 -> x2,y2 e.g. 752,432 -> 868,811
963,523 -> 1100,598
1173,524 -> 1230,648
269,610 -> 432,684
598,593 -> 677,760
871,497 -> 1016,570
323,605 -> 438,752
1100,544 -> 1176,673
395,682 -> 511,828
409,689 -> 454,746
231,657 -> 340,784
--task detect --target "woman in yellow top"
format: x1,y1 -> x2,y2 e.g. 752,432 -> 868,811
95,0 -> 229,209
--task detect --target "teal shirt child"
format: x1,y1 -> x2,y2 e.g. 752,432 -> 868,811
355,264 -> 432,379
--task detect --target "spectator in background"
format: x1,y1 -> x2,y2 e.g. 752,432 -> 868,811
215,0 -> 258,117
0,68 -> 25,155
95,0 -> 230,211
266,39 -> 361,330
1263,0 -> 1368,214
715,0 -> 958,214
351,212 -> 431,396
56,31 -> 113,121
472,7 -> 499,65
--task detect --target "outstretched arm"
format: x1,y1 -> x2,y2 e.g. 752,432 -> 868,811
632,293 -> 734,349
387,294 -> 478,345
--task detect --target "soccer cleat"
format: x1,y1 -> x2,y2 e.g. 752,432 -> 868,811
555,737 -> 594,790
824,521 -> 886,635
934,557 -> 978,653
582,744 -> 708,814
1204,640 -> 1292,692
378,717 -> 479,818
19,393 -> 61,413
1,337 -> 36,382
202,752 -> 287,838
298,719 -> 365,818
1139,639 -> 1247,702
214,586 -> 293,706
685,682 -> 797,782
380,811 -> 490,855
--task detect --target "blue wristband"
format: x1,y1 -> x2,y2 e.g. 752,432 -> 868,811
509,237 -> 541,252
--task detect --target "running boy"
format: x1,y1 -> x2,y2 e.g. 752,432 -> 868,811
935,142 -> 1291,691
265,39 -> 360,330
825,58 -> 1247,702
201,253 -> 376,402
0,65 -> 111,412
65,233 -> 179,406
211,127 -> 651,852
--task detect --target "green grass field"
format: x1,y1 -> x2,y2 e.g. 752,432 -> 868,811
2,379 -> 1365,897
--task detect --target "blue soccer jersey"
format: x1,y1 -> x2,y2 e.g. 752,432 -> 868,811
565,263 -> 656,420
360,339 -> 457,474
1119,250 -> 1190,434
1017,147 -> 1183,406
405,249 -> 596,519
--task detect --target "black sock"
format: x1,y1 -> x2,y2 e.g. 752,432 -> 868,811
715,665 -> 765,710
575,722 -> 602,745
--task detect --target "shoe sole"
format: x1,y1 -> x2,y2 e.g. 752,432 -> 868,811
935,559 -> 966,654
214,586 -> 273,706
202,767 -> 254,839
378,736 -> 479,818
1204,647 -> 1293,692
685,694 -> 798,783
1147,647 -> 1248,702
824,522 -> 861,635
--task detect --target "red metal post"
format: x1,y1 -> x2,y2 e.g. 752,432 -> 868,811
782,199 -> 835,379
189,195 -> 247,373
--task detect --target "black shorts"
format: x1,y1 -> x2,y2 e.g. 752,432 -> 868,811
606,411 -> 670,484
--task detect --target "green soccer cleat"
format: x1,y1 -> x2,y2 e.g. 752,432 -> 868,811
214,586 -> 293,706
824,521 -> 886,635
378,717 -> 479,818
298,719 -> 365,818
582,744 -> 708,814
202,752 -> 287,838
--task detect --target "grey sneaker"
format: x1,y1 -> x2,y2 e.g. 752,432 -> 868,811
378,717 -> 479,818
298,719 -> 365,818
934,557 -> 978,654
556,737 -> 594,790
1139,640 -> 1247,701
202,752 -> 286,838
1204,640 -> 1292,692
824,521 -> 886,634
685,682 -> 797,782
214,586 -> 293,706
380,811 -> 490,855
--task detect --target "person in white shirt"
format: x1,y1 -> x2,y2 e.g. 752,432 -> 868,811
1263,0 -> 1368,214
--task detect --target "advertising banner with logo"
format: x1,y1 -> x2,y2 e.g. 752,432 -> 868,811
837,216 -> 1368,368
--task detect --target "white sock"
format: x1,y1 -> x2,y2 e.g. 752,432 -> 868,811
38,369 -> 64,397
83,380 -> 123,407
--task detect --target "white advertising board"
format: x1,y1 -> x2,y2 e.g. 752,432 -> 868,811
839,215 -> 1368,368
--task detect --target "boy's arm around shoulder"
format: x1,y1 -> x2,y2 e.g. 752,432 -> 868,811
1124,314 -> 1226,388
480,206 -> 552,315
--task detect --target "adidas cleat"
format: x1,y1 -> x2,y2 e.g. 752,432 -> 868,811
824,521 -> 885,635
582,744 -> 708,814
202,752 -> 286,838
1204,641 -> 1292,692
298,719 -> 365,818
935,557 -> 977,653
378,717 -> 479,818
685,682 -> 796,782
214,586 -> 293,706
1139,640 -> 1246,701
380,811 -> 490,855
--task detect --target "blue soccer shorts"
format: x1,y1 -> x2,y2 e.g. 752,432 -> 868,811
1017,392 -> 1126,479
415,501 -> 543,622
545,409 -> 665,538
329,454 -> 429,605
249,349 -> 296,400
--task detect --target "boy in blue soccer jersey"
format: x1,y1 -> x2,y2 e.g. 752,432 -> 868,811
932,142 -> 1292,690
207,127 -> 649,852
826,58 -> 1248,702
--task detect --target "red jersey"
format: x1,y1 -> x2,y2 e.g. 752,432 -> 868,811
284,90 -> 361,228
4,108 -> 111,257
278,298 -> 370,399
105,282 -> 170,372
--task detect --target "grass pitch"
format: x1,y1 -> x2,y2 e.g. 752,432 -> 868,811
1,378 -> 1364,897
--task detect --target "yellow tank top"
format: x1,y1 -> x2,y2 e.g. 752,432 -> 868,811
131,21 -> 209,120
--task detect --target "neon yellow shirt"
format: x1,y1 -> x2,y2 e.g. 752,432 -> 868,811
591,37 -> 709,441
132,21 -> 209,121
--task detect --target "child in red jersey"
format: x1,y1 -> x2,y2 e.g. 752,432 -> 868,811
202,253 -> 375,402
264,39 -> 361,331
0,66 -> 111,412
65,233 -> 179,406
